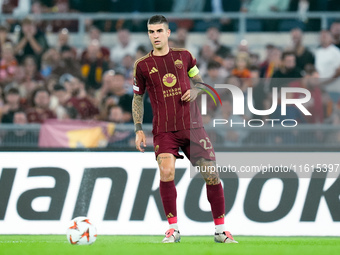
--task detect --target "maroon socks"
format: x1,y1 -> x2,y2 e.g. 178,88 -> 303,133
160,180 -> 177,224
160,180 -> 225,227
206,182 -> 225,225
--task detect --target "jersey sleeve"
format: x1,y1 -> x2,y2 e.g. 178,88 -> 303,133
133,61 -> 146,95
186,50 -> 199,78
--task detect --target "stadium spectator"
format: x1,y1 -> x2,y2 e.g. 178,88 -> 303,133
1,0 -> 20,14
21,55 -> 44,85
249,52 -> 260,67
18,56 -> 44,99
270,51 -> 302,91
175,27 -> 199,57
14,16 -> 49,66
260,44 -> 275,69
260,46 -> 281,78
26,88 -> 56,123
330,21 -> 340,49
106,104 -> 125,123
203,60 -> 226,85
197,42 -> 216,76
52,45 -> 82,78
81,39 -> 109,91
40,48 -> 61,78
56,28 -> 77,58
105,105 -> 135,147
58,73 -> 74,95
206,26 -> 231,58
97,70 -> 132,123
231,52 -> 251,79
270,92 -> 306,144
0,43 -> 18,86
12,110 -> 28,124
64,76 -> 99,120
289,64 -> 326,123
2,110 -> 39,146
168,38 -> 178,48
237,39 -> 249,53
287,28 -> 314,71
120,54 -> 134,87
0,25 -> 13,59
50,0 -> 78,32
30,0 -> 49,32
176,27 -> 188,49
134,45 -> 149,61
110,29 -> 138,66
81,26 -> 110,63
50,84 -> 68,119
201,61 -> 226,115
249,66 -> 268,119
315,30 -> 340,96
221,54 -> 235,78
0,87 -> 23,123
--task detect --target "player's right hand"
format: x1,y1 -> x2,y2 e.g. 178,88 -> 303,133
135,130 -> 146,152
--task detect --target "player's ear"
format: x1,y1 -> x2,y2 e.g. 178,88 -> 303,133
167,28 -> 171,37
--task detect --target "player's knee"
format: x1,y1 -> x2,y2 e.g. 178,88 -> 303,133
160,167 -> 175,181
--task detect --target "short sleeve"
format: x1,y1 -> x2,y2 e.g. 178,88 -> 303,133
133,61 -> 146,95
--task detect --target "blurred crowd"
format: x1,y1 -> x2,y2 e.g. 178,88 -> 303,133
1,0 -> 340,32
0,0 -> 340,147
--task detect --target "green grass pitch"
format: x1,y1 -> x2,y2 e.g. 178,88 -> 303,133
0,235 -> 339,255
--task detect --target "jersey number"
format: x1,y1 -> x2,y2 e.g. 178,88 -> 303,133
199,137 -> 212,150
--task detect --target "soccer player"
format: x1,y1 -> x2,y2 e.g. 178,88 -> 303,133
132,15 -> 237,244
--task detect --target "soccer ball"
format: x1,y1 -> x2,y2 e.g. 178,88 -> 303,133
66,216 -> 97,245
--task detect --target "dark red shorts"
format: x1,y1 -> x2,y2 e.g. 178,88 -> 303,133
153,127 -> 216,165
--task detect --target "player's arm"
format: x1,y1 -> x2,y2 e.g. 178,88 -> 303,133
132,93 -> 146,152
181,72 -> 205,102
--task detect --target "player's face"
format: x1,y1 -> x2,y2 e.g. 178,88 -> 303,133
148,23 -> 170,50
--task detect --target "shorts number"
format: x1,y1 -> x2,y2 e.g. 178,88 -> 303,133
199,137 -> 212,150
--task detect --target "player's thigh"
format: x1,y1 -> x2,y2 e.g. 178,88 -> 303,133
153,132 -> 184,160
181,128 -> 216,165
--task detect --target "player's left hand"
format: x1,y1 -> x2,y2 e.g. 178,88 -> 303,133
181,88 -> 200,102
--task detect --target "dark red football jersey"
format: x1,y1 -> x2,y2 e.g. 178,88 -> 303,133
133,48 -> 203,134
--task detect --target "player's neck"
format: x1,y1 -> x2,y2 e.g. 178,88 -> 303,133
153,45 -> 170,56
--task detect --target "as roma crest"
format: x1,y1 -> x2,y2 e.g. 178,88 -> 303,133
174,59 -> 183,69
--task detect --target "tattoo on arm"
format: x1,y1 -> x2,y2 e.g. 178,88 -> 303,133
190,73 -> 205,95
132,94 -> 144,125
190,73 -> 204,87
196,158 -> 220,185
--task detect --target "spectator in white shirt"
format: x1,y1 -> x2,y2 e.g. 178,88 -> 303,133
315,30 -> 340,94
110,29 -> 138,67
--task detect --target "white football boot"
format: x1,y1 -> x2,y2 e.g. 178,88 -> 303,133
214,231 -> 238,243
162,228 -> 181,243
